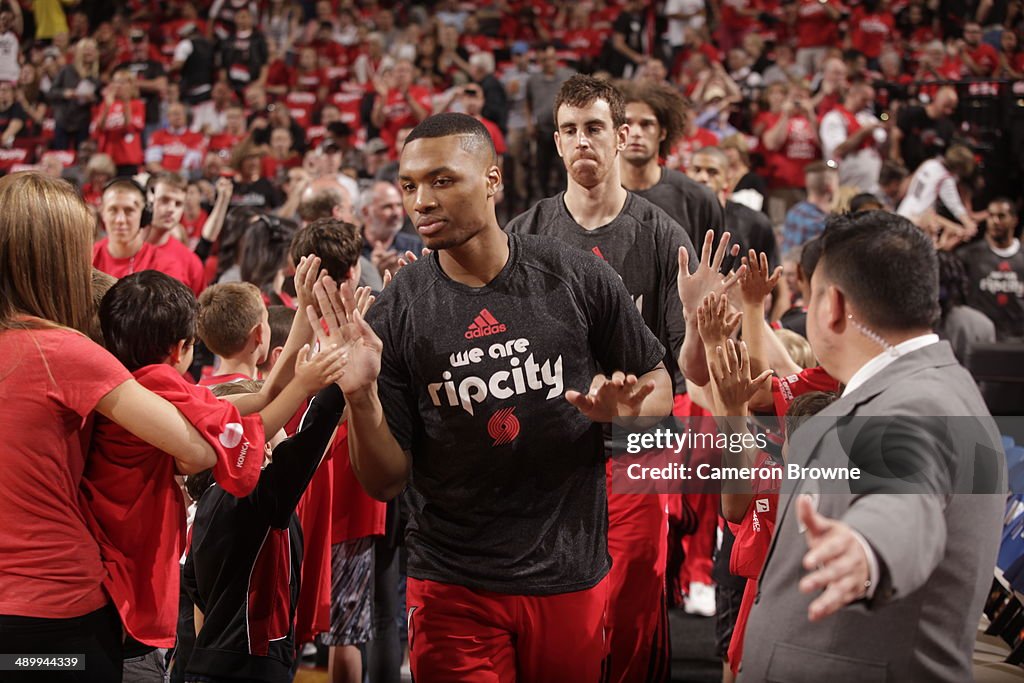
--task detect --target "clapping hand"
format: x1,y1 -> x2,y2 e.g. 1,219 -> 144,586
293,255 -> 324,314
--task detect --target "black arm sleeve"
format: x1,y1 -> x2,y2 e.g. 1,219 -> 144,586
194,237 -> 214,262
251,385 -> 346,528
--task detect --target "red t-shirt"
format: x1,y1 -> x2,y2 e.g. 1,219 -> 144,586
261,153 -> 302,183
182,208 -> 209,243
668,128 -> 721,171
850,9 -> 894,59
477,116 -> 507,155
770,365 -> 841,419
0,325 -> 130,619
92,99 -> 145,166
795,0 -> 841,48
293,68 -> 326,94
379,86 -> 433,154
759,112 -> 820,189
81,363 -> 265,646
93,238 -> 206,296
966,43 -> 999,76
331,422 -> 386,543
208,132 -> 246,159
146,128 -> 208,173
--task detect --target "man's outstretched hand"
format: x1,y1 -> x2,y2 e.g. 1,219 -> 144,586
678,229 -> 745,316
307,276 -> 383,397
797,495 -> 872,622
565,371 -> 656,423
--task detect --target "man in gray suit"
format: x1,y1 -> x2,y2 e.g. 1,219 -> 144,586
739,212 -> 1007,682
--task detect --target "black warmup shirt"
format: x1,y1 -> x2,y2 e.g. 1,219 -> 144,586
725,200 -> 779,270
183,386 -> 344,682
957,239 -> 1024,340
631,167 -> 725,250
507,191 -> 695,393
365,233 -> 665,595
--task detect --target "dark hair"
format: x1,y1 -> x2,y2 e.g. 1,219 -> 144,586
618,80 -> 686,157
936,250 -> 969,316
988,196 -> 1018,217
694,145 -> 729,168
785,390 -> 839,436
100,271 -> 198,371
818,211 -> 940,331
289,218 -> 362,281
849,192 -> 883,213
239,214 -> 298,289
799,236 -> 824,282
553,74 -> 626,130
879,161 -> 908,186
404,113 -> 497,164
217,207 -> 261,281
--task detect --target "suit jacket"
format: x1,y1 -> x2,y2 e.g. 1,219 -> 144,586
739,342 -> 1007,683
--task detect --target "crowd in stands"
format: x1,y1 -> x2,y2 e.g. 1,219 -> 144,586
2,1 -> 1024,683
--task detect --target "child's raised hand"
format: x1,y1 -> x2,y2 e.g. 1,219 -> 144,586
696,291 -> 742,350
293,343 -> 348,393
293,255 -> 324,313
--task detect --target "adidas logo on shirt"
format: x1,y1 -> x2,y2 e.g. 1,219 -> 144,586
464,308 -> 507,339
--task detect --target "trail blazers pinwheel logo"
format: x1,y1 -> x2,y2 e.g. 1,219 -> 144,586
488,407 -> 520,446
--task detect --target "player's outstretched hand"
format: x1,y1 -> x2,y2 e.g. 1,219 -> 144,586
308,276 -> 383,396
566,371 -> 656,423
293,343 -> 348,394
678,229 -> 746,317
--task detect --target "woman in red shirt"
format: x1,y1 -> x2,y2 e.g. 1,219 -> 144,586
0,172 -> 218,682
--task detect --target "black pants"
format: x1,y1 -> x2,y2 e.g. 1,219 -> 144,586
0,604 -> 123,683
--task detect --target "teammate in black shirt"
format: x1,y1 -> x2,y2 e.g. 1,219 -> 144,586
325,113 -> 672,682
507,76 -> 743,683
618,80 -> 725,250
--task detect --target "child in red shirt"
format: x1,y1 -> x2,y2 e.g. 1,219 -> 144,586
81,260 -> 345,659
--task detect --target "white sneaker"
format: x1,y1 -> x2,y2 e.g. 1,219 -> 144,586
683,581 -> 716,617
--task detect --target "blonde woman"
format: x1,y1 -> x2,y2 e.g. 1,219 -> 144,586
0,173 -> 218,681
48,37 -> 101,150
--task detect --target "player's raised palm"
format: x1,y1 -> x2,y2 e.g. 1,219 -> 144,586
308,277 -> 383,395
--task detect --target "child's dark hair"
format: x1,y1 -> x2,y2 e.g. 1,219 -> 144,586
240,214 -> 298,290
99,271 -> 198,371
784,390 -> 839,436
